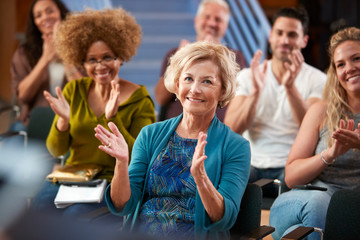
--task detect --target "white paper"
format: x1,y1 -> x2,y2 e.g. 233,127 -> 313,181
54,179 -> 107,208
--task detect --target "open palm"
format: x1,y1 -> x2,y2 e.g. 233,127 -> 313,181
43,86 -> 70,121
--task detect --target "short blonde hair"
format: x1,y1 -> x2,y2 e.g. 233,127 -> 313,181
55,8 -> 141,67
164,41 -> 239,107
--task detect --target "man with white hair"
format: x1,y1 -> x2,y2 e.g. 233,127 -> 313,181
154,0 -> 247,121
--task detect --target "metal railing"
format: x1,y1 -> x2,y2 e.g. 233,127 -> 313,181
225,0 -> 270,65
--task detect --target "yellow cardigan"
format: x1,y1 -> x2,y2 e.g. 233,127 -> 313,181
46,78 -> 155,181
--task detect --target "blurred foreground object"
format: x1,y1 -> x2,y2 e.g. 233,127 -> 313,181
0,144 -> 51,232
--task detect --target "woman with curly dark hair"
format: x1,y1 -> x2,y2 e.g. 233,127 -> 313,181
11,0 -> 83,129
31,8 -> 156,218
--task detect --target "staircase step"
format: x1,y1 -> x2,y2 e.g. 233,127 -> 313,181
133,12 -> 194,20
113,0 -> 192,12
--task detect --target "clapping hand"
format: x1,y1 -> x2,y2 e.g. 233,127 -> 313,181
250,50 -> 267,94
281,49 -> 304,88
41,20 -> 60,63
43,86 -> 70,121
179,39 -> 190,48
94,122 -> 129,163
332,119 -> 360,155
190,132 -> 208,179
105,80 -> 121,119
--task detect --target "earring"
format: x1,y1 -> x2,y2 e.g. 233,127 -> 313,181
174,96 -> 178,102
218,102 -> 223,109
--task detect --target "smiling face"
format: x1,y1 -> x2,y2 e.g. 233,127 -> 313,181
269,16 -> 308,62
33,0 -> 61,35
83,41 -> 122,85
194,3 -> 229,43
334,40 -> 360,95
177,59 -> 223,118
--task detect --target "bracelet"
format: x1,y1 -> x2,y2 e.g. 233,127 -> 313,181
320,151 -> 335,165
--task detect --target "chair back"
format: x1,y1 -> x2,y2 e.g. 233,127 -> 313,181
324,189 -> 360,240
27,107 -> 54,142
230,183 -> 262,237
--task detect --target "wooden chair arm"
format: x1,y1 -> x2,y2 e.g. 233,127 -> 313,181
239,225 -> 275,240
281,226 -> 316,240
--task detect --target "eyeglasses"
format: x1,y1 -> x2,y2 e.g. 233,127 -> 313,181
83,56 -> 118,67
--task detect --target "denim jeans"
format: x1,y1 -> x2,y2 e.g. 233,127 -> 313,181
269,181 -> 338,240
0,121 -> 27,149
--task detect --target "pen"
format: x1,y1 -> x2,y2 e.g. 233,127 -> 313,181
294,184 -> 327,191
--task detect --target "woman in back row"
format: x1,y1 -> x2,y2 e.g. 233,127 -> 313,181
11,0 -> 83,130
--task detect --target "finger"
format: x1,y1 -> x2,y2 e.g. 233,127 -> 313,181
283,61 -> 291,70
332,131 -> 355,147
55,87 -> 64,100
347,119 -> 354,130
108,122 -> 124,139
250,50 -> 262,68
198,131 -> 207,141
339,119 -> 345,129
293,50 -> 304,64
111,80 -> 116,90
115,82 -> 120,93
94,125 -> 109,140
196,155 -> 208,164
179,39 -> 190,48
95,124 -> 112,138
262,59 -> 268,74
43,90 -> 52,99
95,133 -> 108,146
291,53 -> 301,68
98,145 -> 113,155
195,140 -> 207,158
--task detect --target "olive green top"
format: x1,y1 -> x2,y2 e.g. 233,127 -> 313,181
46,77 -> 156,181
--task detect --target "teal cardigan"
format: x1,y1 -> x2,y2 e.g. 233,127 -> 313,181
105,114 -> 251,239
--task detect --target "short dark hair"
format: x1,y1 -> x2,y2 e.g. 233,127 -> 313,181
272,7 -> 309,35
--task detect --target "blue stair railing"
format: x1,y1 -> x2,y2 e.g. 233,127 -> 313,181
61,0 -> 113,11
225,0 -> 271,65
191,0 -> 270,65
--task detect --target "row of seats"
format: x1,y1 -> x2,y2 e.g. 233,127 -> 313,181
1,106 -> 360,239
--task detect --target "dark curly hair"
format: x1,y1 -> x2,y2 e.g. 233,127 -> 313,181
23,0 -> 69,67
55,8 -> 142,67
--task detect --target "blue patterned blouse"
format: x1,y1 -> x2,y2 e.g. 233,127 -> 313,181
139,131 -> 197,238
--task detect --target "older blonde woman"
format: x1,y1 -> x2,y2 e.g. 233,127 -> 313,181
95,41 -> 251,239
31,8 -> 155,217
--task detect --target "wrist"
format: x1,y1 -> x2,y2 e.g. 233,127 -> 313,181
192,170 -> 208,186
56,117 -> 69,131
284,83 -> 296,92
115,156 -> 129,167
249,89 -> 261,100
320,150 -> 336,165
